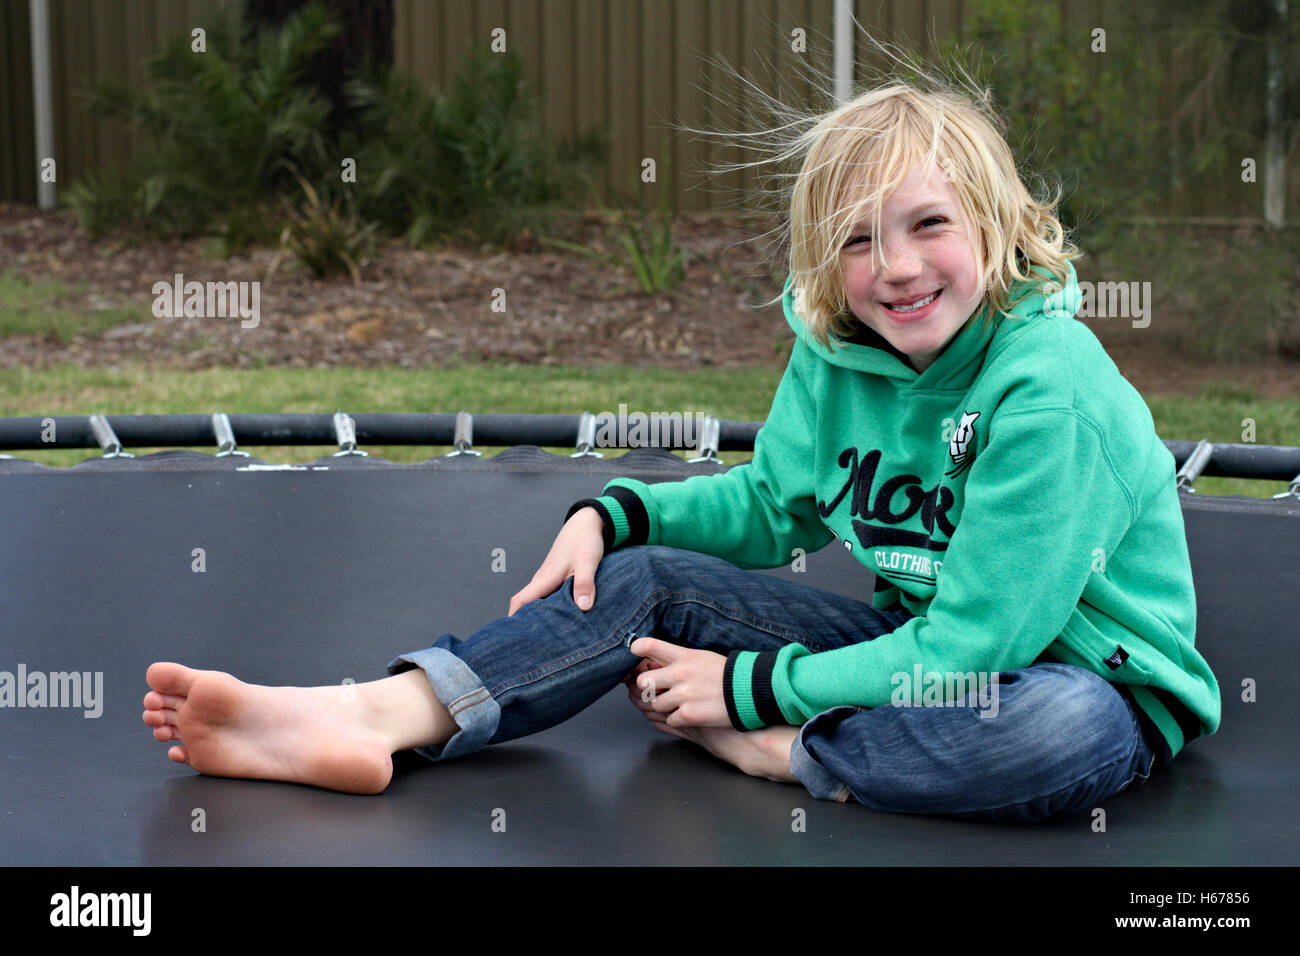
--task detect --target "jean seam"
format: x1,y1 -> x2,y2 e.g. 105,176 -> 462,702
446,686 -> 493,715
662,588 -> 835,653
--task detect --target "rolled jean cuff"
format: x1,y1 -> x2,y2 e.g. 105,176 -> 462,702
385,645 -> 501,762
789,706 -> 857,803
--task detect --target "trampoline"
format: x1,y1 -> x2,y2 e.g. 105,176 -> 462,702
1,411 -> 1298,866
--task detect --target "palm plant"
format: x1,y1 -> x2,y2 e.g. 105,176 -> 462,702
64,0 -> 342,251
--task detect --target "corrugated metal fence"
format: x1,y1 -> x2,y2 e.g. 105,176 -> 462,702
0,0 -> 1292,219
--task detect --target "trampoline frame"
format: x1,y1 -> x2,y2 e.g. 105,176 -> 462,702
1,412 -> 1297,498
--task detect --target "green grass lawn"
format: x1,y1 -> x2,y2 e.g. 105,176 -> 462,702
1,360 -> 1296,499
0,270 -> 150,341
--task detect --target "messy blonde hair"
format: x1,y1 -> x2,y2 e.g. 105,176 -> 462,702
680,31 -> 1081,352
790,83 -> 1079,350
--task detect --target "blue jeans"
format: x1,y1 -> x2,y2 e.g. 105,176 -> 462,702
387,544 -> 1156,822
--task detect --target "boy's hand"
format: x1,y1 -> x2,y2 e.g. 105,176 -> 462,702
626,638 -> 730,729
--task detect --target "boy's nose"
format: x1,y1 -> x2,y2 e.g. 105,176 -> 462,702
876,240 -> 923,280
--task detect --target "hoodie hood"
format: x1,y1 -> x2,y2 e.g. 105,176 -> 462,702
781,260 -> 1083,388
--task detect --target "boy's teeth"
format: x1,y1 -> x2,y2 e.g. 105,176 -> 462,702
889,291 -> 938,312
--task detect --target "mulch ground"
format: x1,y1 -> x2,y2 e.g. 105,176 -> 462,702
2,201 -> 1296,398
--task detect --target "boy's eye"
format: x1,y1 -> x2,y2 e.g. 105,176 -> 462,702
845,218 -> 944,248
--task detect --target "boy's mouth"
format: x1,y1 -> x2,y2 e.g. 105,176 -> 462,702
883,288 -> 942,314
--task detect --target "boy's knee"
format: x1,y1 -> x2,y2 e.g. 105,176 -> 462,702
596,544 -> 684,590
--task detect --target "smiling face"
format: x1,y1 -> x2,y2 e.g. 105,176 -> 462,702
839,160 -> 986,372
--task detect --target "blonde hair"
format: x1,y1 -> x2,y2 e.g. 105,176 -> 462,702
789,83 -> 1080,351
678,33 -> 1081,352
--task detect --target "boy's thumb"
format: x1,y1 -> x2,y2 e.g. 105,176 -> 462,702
576,588 -> 594,611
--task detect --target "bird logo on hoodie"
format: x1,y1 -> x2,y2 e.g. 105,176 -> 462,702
946,411 -> 980,477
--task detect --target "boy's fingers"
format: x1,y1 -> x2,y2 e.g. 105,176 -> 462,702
572,579 -> 595,611
571,553 -> 600,611
630,636 -> 679,660
508,581 -> 541,617
650,687 -> 681,713
636,665 -> 679,697
627,682 -> 661,713
623,659 -> 649,687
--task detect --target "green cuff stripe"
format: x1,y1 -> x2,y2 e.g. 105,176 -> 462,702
730,652 -> 763,730
594,495 -> 630,548
1128,684 -> 1185,759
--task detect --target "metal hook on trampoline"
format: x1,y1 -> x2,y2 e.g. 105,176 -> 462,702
685,415 -> 725,466
1272,470 -> 1300,501
570,411 -> 604,459
1175,438 -> 1213,493
89,414 -> 135,459
331,410 -> 369,457
445,411 -> 481,457
212,412 -> 250,458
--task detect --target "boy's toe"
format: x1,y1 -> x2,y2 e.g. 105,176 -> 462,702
147,662 -> 196,697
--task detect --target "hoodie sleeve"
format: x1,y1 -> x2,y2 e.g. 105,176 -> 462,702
722,405 -> 1139,728
562,342 -> 834,570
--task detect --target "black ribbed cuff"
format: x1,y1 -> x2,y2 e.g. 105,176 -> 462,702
722,651 -> 746,731
749,650 -> 784,727
722,649 -> 785,731
564,498 -> 616,554
605,485 -> 650,547
563,485 -> 651,552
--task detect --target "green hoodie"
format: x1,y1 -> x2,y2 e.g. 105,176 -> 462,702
566,262 -> 1220,766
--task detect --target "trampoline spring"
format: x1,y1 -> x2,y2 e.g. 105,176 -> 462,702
1272,472 -> 1300,501
211,412 -> 250,458
685,414 -> 725,467
446,410 -> 481,458
331,410 -> 369,457
1175,438 -> 1214,493
570,411 -> 604,459
88,414 -> 135,459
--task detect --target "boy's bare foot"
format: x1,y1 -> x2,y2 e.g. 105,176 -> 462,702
626,678 -> 800,783
660,722 -> 801,784
142,662 -> 406,795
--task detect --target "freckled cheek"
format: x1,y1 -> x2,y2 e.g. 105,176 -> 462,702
841,260 -> 877,307
932,242 -> 980,294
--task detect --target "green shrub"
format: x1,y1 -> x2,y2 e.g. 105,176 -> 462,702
1094,222 -> 1300,360
65,0 -> 341,248
343,42 -> 605,249
275,173 -> 378,281
541,175 -> 687,293
928,0 -> 1167,251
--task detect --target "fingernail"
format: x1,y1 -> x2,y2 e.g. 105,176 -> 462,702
578,594 -> 591,610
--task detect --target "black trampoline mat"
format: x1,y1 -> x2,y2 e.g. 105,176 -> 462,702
1,455 -> 1297,865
